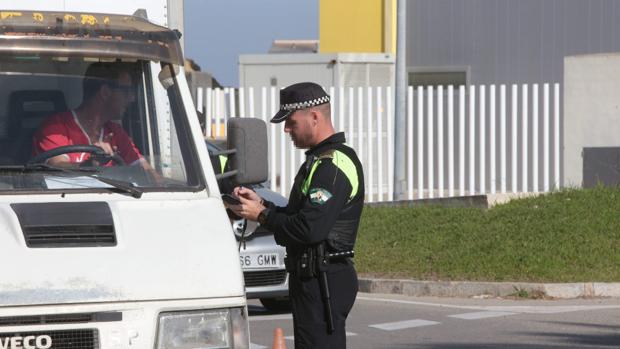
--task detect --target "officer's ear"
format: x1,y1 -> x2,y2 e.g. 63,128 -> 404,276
309,109 -> 320,126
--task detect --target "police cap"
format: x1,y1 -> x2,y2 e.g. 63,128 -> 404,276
270,82 -> 330,123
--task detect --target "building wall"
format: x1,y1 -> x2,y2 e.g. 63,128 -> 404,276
408,0 -> 620,85
564,53 -> 620,187
320,0 -> 392,53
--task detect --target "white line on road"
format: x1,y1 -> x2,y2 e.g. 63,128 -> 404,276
249,314 -> 293,322
369,319 -> 441,331
284,332 -> 357,341
250,343 -> 267,349
357,296 -> 620,314
448,311 -> 516,320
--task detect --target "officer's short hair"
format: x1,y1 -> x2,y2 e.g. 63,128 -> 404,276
314,103 -> 331,119
82,62 -> 133,100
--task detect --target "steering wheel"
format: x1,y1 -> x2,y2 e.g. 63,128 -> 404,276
28,145 -> 125,166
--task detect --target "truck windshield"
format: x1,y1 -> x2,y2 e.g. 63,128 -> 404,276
0,56 -> 203,194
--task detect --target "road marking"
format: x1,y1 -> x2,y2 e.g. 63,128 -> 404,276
357,296 -> 620,314
250,343 -> 267,349
284,332 -> 357,341
369,319 -> 440,331
249,314 -> 293,322
448,311 -> 516,320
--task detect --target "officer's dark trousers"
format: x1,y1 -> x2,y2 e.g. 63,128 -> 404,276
289,262 -> 358,349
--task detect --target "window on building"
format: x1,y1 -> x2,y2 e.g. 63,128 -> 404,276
408,69 -> 468,88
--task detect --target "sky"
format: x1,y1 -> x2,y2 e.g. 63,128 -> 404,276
184,0 -> 319,87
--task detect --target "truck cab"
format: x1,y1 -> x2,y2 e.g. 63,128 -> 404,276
0,10 -> 256,349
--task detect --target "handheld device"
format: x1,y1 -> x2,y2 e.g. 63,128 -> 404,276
221,193 -> 241,205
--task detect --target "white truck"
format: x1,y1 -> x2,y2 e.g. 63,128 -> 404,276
0,2 -> 268,348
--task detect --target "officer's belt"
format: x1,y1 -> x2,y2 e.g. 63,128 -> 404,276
284,248 -> 354,272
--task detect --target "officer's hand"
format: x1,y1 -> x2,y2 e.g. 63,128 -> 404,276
228,195 -> 265,222
233,186 -> 261,202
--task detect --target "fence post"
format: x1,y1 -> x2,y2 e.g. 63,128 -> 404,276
387,86 -> 394,201
490,85 -> 496,194
407,86 -> 414,200
543,83 -> 550,192
533,84 -> 539,192
511,84 -> 518,193
448,85 -> 454,197
215,88 -> 222,138
367,87 -> 374,203
417,86 -> 424,199
377,86 -> 383,202
248,87 -> 255,118
438,86 -> 444,198
427,86 -> 434,198
479,85 -> 486,194
522,84 -> 528,192
206,88 -> 212,137
469,85 -> 476,195
554,83 -> 560,189
239,87 -> 245,118
500,85 -> 506,193
270,87 -> 277,192
459,86 -> 465,196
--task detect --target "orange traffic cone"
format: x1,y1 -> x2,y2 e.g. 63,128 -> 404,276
272,327 -> 286,349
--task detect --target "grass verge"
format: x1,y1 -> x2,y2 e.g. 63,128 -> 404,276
356,186 -> 620,282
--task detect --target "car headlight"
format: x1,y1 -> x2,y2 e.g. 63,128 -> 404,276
156,307 -> 249,349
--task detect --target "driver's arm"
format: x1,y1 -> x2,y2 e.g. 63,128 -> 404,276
32,113 -> 78,167
46,155 -> 73,167
104,124 -> 142,165
106,124 -> 161,182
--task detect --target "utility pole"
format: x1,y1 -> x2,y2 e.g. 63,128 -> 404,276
394,0 -> 407,200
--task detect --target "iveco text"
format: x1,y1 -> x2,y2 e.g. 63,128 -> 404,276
0,335 -> 52,349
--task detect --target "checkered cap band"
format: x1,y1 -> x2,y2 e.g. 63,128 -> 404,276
280,95 -> 330,111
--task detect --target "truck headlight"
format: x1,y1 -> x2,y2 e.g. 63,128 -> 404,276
156,307 -> 249,349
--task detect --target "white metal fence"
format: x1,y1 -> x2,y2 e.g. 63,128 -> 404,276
194,83 -> 562,202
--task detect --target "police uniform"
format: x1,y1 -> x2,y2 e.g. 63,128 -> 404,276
258,82 -> 364,348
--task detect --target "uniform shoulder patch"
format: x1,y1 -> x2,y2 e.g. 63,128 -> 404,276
309,187 -> 333,204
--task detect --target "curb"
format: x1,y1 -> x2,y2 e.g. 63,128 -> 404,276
358,278 -> 620,299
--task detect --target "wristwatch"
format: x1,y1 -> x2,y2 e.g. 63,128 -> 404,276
257,207 -> 271,225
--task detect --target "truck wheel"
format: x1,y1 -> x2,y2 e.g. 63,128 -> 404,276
259,297 -> 290,312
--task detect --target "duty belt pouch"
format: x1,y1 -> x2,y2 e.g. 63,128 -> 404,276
298,248 -> 317,279
284,256 -> 295,272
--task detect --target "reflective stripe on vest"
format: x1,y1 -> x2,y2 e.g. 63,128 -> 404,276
219,155 -> 228,174
301,150 -> 359,200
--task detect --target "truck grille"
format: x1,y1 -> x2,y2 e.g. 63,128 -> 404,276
0,312 -> 121,327
244,270 -> 287,287
0,329 -> 98,349
11,202 -> 116,248
22,225 -> 116,248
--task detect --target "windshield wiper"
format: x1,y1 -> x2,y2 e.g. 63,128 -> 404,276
22,163 -> 98,173
89,174 -> 143,198
13,163 -> 144,198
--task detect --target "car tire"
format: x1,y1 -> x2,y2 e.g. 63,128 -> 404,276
259,297 -> 291,312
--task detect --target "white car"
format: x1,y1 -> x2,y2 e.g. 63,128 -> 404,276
207,141 -> 290,311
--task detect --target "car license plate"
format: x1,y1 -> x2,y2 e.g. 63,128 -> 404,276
240,253 -> 280,269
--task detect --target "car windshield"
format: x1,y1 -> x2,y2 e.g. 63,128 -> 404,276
0,56 -> 203,194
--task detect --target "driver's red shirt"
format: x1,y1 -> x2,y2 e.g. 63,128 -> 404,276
32,111 -> 142,165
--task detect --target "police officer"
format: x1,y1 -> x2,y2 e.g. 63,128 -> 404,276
230,82 -> 364,348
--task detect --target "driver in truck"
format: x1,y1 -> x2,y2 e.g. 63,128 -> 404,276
32,62 -> 151,170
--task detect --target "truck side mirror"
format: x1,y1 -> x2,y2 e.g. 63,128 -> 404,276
227,118 -> 268,185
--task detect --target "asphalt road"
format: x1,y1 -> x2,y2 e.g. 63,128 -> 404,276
247,293 -> 620,348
